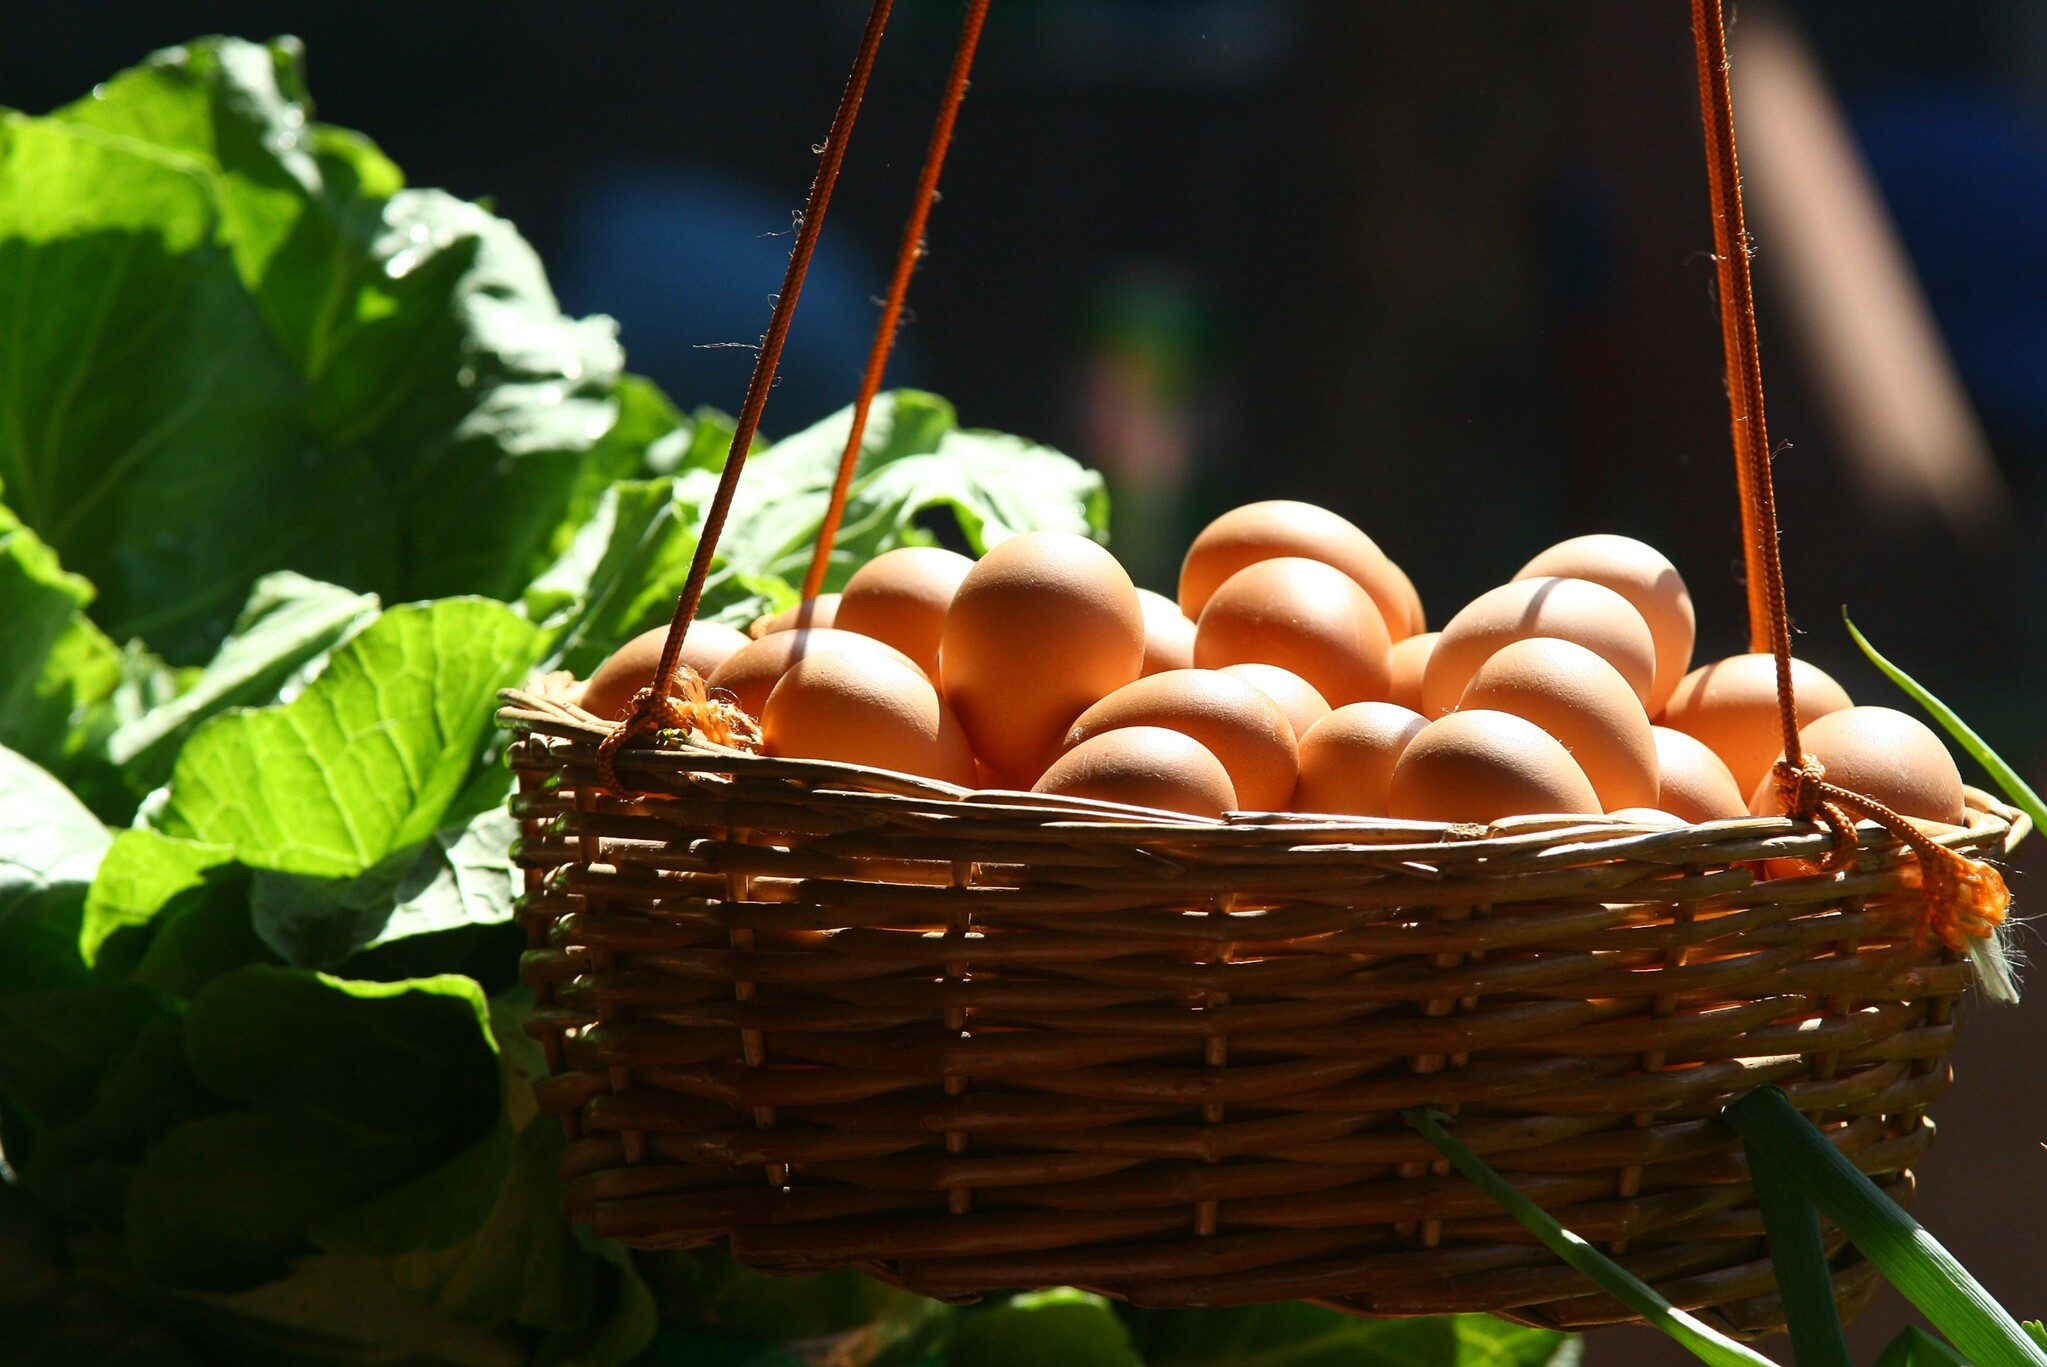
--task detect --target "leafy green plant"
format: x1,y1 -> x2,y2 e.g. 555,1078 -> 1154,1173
0,34 -> 1140,1366
1408,1095 -> 2047,1367
0,33 -> 1573,1367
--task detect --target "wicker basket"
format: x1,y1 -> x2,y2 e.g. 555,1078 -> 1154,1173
504,678 -> 2026,1334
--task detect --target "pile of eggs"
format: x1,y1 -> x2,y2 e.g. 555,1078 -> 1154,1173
579,502 -> 1968,830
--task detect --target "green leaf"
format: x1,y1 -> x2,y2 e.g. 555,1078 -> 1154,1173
524,477 -> 707,676
1742,1134 -> 1851,1367
2,38 -> 626,662
1123,1306 -> 1579,1367
639,1247 -> 947,1355
0,1195 -> 214,1366
675,391 -> 1107,596
320,185 -> 624,607
80,828 -> 238,976
106,572 -> 379,796
155,597 -> 539,881
0,740 -> 109,1019
0,103 -> 368,663
1875,1326 -> 1972,1367
125,966 -> 506,1290
13,1017 -> 222,1227
0,983 -> 164,1161
1402,1108 -> 1778,1367
369,789 -> 520,952
0,744 -> 111,991
388,1118 -> 660,1367
2029,1323 -> 2047,1351
946,1289 -> 1142,1367
78,1122 -> 655,1366
594,373 -> 692,482
249,775 -> 522,971
0,505 -> 122,781
1723,1087 -> 2047,1367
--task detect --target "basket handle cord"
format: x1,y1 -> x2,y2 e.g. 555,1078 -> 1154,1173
597,0 -> 995,791
1690,0 -> 2006,950
801,0 -> 994,602
595,0 -> 898,789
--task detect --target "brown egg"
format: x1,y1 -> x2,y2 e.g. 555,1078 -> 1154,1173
1178,500 -> 1415,640
1063,669 -> 1298,812
1219,663 -> 1333,741
1387,632 -> 1438,713
763,650 -> 977,786
1745,705 -> 1965,825
1658,653 -> 1853,798
1651,726 -> 1747,823
941,532 -> 1145,785
1137,588 -> 1198,677
1459,637 -> 1658,812
1422,577 -> 1657,718
1293,702 -> 1428,817
1387,709 -> 1601,824
1033,726 -> 1236,818
1391,560 -> 1427,636
1608,807 -> 1685,825
1194,557 -> 1393,707
580,620 -> 754,721
709,628 -> 924,721
1515,535 -> 1695,714
754,594 -> 840,636
834,547 -> 974,676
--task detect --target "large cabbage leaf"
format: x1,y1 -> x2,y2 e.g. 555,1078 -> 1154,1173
0,38 -> 626,663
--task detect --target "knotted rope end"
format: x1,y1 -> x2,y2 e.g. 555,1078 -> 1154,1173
1770,754 -> 2016,997
594,666 -> 761,792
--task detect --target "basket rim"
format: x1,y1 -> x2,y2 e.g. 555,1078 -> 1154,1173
498,686 -> 2030,864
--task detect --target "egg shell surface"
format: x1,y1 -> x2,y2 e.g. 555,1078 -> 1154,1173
755,594 -> 840,636
1658,653 -> 1853,798
1137,588 -> 1198,677
941,531 -> 1145,786
1515,534 -> 1695,714
1650,726 -> 1747,823
1459,637 -> 1658,812
1608,807 -> 1685,825
1745,704 -> 1965,825
1194,557 -> 1393,707
1064,669 -> 1298,812
1387,709 -> 1601,824
1218,663 -> 1332,741
1390,559 -> 1426,636
764,650 -> 978,786
1387,632 -> 1437,713
709,627 -> 924,721
1292,702 -> 1427,817
1178,500 -> 1414,640
1034,726 -> 1237,818
835,547 -> 975,676
580,620 -> 753,722
1422,577 -> 1657,717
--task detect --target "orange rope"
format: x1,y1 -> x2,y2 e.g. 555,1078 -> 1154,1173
1690,0 -> 2006,948
802,0 -> 994,603
598,0 -> 894,789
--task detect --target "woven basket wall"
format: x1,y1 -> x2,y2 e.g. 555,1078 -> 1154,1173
503,680 -> 2025,1335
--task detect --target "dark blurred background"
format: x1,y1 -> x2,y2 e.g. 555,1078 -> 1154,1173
8,2 -> 2046,1359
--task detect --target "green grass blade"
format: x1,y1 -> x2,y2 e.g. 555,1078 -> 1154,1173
1744,1136 -> 1851,1367
1874,1326 -> 1972,1367
1723,1088 -> 2047,1367
1401,1109 -> 1779,1367
1845,611 -> 2028,1001
1844,611 -> 2046,832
